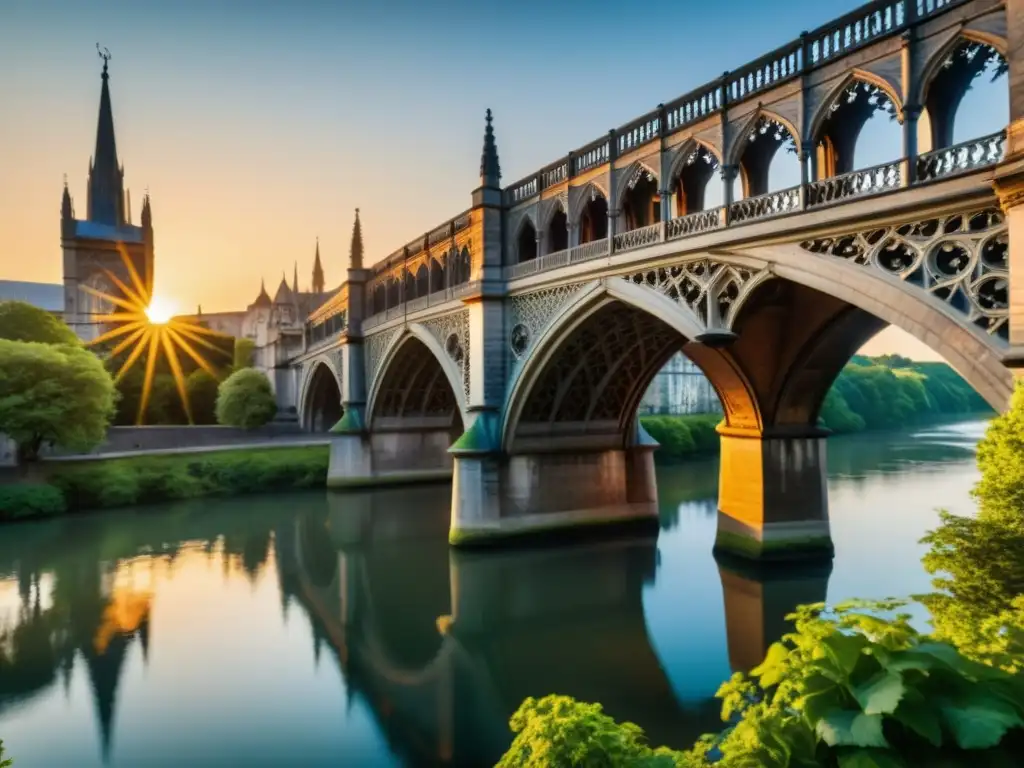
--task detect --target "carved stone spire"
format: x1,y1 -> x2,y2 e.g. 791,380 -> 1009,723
87,47 -> 126,226
349,209 -> 363,270
479,108 -> 501,189
312,238 -> 325,293
293,261 -> 299,294
140,192 -> 152,230
61,178 -> 73,220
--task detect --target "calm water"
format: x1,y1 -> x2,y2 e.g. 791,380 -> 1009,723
0,419 -> 986,767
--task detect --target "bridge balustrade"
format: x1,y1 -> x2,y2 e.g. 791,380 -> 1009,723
915,131 -> 1007,184
805,160 -> 902,207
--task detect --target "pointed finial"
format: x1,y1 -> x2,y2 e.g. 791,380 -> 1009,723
96,43 -> 111,77
349,207 -> 364,270
480,108 -> 501,187
63,173 -> 68,188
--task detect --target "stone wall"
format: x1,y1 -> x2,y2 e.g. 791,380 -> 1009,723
43,423 -> 313,458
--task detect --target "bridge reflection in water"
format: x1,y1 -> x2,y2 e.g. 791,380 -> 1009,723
274,485 -> 831,765
0,482 -> 831,766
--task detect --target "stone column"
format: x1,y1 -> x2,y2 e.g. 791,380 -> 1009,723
721,164 -> 738,225
714,425 -> 833,561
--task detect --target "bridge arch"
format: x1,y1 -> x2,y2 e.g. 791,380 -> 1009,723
299,356 -> 343,432
514,215 -> 538,263
666,139 -> 722,216
728,108 -> 802,199
502,277 -> 761,451
367,324 -> 468,429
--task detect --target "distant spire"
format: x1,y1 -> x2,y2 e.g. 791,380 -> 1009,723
349,209 -> 363,270
61,177 -> 73,220
254,278 -> 272,308
312,237 -> 325,293
479,108 -> 501,188
87,44 -> 126,226
292,261 -> 299,294
141,192 -> 152,229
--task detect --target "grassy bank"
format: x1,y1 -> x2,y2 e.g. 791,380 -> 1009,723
643,355 -> 992,462
0,445 -> 329,522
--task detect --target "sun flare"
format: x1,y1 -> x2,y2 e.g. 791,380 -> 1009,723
82,243 -> 232,425
144,295 -> 176,325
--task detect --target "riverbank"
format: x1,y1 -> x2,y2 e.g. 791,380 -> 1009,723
0,445 -> 328,521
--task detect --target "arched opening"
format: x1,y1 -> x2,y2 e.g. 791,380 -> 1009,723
430,256 -> 446,294
386,277 -> 401,309
304,363 -> 343,433
922,39 -> 1007,152
621,167 -> 661,231
371,336 -> 465,448
517,219 -> 538,263
372,284 -> 386,315
671,145 -> 721,216
547,207 -> 569,253
414,264 -> 429,299
814,78 -> 901,178
736,114 -> 800,199
404,270 -> 415,303
638,352 -> 723,416
452,247 -> 471,286
578,193 -> 609,244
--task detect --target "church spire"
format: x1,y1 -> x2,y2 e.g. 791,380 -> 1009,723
87,45 -> 126,227
479,108 -> 501,189
312,238 -> 325,293
292,261 -> 299,294
349,209 -> 363,270
61,177 -> 73,220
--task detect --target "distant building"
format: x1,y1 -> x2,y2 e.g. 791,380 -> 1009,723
639,353 -> 722,416
0,281 -> 64,313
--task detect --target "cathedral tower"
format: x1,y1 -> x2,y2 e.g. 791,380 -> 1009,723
61,47 -> 154,341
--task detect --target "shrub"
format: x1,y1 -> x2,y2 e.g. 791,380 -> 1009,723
641,414 -> 721,463
0,738 -> 11,767
0,483 -> 66,521
0,339 -> 116,460
0,300 -> 79,346
974,380 -> 1024,516
216,368 -> 277,429
233,337 -> 255,370
185,369 -> 220,425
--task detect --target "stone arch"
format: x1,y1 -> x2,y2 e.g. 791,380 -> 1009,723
666,138 -> 723,187
913,28 -> 1008,107
726,107 -> 803,169
300,357 -> 343,432
501,277 -> 760,452
807,69 -> 905,148
613,160 -> 661,212
568,181 -> 609,225
513,214 -> 538,263
366,324 -> 468,428
538,195 -> 568,233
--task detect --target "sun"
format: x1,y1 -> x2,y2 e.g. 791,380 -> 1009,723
144,295 -> 176,325
82,243 -> 233,425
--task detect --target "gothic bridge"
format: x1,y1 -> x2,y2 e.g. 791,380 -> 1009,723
290,0 -> 1024,558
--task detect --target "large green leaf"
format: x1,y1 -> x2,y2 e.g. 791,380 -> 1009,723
853,670 -> 906,715
751,642 -> 790,687
816,711 -> 889,748
892,696 -> 943,747
939,695 -> 1024,749
836,748 -> 908,768
821,632 -> 868,676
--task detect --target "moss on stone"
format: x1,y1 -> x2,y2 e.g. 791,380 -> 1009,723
327,468 -> 451,490
449,513 -> 659,549
713,529 -> 835,562
329,408 -> 365,434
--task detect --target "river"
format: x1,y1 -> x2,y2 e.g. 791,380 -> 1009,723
0,419 -> 987,767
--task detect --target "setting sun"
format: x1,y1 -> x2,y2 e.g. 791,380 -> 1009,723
144,295 -> 176,325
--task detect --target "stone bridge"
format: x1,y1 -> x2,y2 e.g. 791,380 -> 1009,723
271,489 -> 831,764
289,0 -> 1024,558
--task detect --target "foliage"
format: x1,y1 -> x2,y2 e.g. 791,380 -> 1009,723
186,368 -> 221,425
0,483 -> 66,521
973,381 -> 1024,515
41,446 -> 328,514
817,389 -> 865,434
216,368 -> 277,429
0,739 -> 10,767
497,695 -> 694,767
0,300 -> 79,346
0,339 -> 116,460
640,414 -> 721,462
233,337 -> 255,370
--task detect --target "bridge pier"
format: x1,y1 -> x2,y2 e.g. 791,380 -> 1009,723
449,417 -> 659,547
328,427 -> 455,489
714,426 -> 832,562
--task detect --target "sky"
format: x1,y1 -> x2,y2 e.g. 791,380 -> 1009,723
0,0 -> 1008,361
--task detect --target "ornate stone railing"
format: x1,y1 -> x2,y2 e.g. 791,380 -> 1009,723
501,0 -> 969,208
729,186 -> 801,224
613,223 -> 661,253
806,160 -> 902,207
362,286 -> 466,331
916,131 -> 1006,183
569,239 -> 609,264
666,209 -> 723,240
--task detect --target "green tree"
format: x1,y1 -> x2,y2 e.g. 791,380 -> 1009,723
817,388 -> 865,434
0,738 -> 11,767
233,338 -> 255,370
216,368 -> 277,429
186,369 -> 221,425
0,300 -> 79,346
0,340 -> 116,460
974,381 -> 1024,515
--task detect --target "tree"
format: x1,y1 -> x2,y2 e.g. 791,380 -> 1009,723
0,738 -> 11,767
186,369 -> 220,425
974,380 -> 1024,515
0,300 -> 79,346
216,368 -> 277,429
0,340 -> 116,460
233,338 -> 255,370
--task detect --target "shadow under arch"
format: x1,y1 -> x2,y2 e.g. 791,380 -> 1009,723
301,360 -> 343,433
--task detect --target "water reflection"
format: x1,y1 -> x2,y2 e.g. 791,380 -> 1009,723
0,419 -> 989,767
